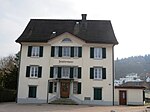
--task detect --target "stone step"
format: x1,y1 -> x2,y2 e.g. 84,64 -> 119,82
50,98 -> 78,105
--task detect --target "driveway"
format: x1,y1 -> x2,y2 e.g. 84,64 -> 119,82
0,102 -> 150,112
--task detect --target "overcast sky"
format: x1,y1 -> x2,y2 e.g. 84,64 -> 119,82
0,0 -> 150,59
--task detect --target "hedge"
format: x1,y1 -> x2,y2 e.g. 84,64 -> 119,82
0,86 -> 16,102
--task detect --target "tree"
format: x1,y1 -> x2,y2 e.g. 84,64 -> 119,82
0,53 -> 19,89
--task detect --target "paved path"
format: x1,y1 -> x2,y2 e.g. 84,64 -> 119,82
0,102 -> 150,112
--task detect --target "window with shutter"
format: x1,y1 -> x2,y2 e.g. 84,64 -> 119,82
90,47 -> 106,59
26,66 -> 42,78
73,82 -> 81,94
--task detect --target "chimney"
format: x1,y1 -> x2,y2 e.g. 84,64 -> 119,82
81,14 -> 87,21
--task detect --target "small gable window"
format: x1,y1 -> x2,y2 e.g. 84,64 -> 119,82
62,38 -> 72,42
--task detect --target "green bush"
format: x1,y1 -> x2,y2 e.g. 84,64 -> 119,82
0,88 -> 16,102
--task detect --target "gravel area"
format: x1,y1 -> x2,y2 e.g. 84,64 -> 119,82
0,102 -> 150,112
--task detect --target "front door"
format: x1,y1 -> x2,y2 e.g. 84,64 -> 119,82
119,90 -> 127,105
60,80 -> 70,98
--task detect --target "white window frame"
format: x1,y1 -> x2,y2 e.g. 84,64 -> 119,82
31,46 -> 40,57
73,67 -> 78,78
74,47 -> 78,57
53,67 -> 58,78
94,68 -> 102,79
61,67 -> 70,78
30,66 -> 38,78
73,82 -> 78,94
62,46 -> 70,57
94,48 -> 102,59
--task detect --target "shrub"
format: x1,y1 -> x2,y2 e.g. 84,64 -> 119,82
0,88 -> 16,102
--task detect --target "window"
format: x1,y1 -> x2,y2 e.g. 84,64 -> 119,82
62,67 -> 70,78
94,68 -> 102,79
54,46 -> 59,57
62,47 -> 70,57
94,88 -> 102,100
73,82 -> 78,94
74,47 -> 79,57
32,47 -> 40,57
28,86 -> 37,98
62,38 -> 72,42
26,66 -> 42,78
28,46 -> 43,57
49,82 -> 57,93
94,48 -> 102,59
30,66 -> 38,78
73,82 -> 81,94
73,67 -> 78,78
90,67 -> 106,79
90,47 -> 106,59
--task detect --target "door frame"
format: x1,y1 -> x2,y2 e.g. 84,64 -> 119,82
119,90 -> 127,105
60,80 -> 70,98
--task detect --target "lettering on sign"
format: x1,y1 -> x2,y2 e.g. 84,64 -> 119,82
59,60 -> 73,63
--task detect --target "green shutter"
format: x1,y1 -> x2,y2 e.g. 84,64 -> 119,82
102,48 -> 106,58
94,88 -> 102,100
38,66 -> 42,78
90,47 -> 94,58
39,46 -> 43,57
59,46 -> 62,57
90,68 -> 94,79
71,47 -> 74,57
78,67 -> 81,79
50,67 -> 54,78
58,67 -> 61,78
49,82 -> 53,93
26,66 -> 30,77
70,67 -> 73,78
77,82 -> 81,94
102,68 -> 106,79
78,47 -> 82,57
28,46 -> 32,57
51,46 -> 55,57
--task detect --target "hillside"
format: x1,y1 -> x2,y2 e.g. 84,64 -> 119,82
115,54 -> 150,79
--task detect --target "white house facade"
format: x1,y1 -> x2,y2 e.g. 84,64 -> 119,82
16,14 -> 118,105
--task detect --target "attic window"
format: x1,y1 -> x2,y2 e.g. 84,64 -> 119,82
62,38 -> 72,43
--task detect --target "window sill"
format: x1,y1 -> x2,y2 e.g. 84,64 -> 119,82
29,56 -> 40,58
93,79 -> 103,81
28,77 -> 38,79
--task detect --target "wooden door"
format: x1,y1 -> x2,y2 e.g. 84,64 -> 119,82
119,90 -> 127,105
60,80 -> 70,98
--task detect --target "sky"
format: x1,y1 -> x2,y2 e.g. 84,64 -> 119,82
0,0 -> 150,59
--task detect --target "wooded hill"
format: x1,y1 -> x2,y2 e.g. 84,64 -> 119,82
115,54 -> 150,79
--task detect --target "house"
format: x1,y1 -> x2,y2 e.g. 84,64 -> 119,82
16,14 -> 118,105
115,85 -> 145,105
114,73 -> 143,86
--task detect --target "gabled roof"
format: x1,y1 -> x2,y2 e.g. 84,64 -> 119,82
16,14 -> 118,44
